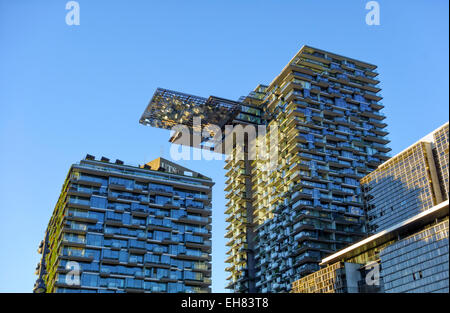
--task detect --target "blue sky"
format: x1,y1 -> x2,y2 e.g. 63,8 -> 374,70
0,0 -> 448,292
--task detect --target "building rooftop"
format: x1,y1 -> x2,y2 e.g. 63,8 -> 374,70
267,44 -> 379,90
79,154 -> 213,182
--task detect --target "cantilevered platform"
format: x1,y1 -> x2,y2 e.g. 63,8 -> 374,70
139,87 -> 265,151
139,88 -> 242,131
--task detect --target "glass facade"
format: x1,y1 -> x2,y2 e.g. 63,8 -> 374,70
291,262 -> 343,293
362,142 -> 438,232
380,219 -> 449,293
291,204 -> 449,294
291,124 -> 449,294
36,157 -> 213,293
433,123 -> 449,201
362,122 -> 449,232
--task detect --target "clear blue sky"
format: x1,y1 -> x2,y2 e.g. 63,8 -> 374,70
0,0 -> 448,292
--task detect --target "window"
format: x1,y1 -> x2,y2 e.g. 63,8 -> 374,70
109,177 -> 134,189
81,273 -> 99,287
64,233 -> 86,244
129,254 -> 144,264
155,195 -> 172,206
90,196 -> 107,209
86,234 -> 103,246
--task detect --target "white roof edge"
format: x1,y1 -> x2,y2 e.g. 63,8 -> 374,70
320,200 -> 449,265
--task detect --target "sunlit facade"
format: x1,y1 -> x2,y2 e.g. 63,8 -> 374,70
34,156 -> 213,293
433,123 -> 449,200
362,122 -> 449,232
291,262 -> 343,293
292,200 -> 449,293
292,123 -> 449,293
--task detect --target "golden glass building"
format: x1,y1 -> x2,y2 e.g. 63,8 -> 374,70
362,122 -> 449,232
433,123 -> 449,200
292,200 -> 449,293
292,122 -> 449,293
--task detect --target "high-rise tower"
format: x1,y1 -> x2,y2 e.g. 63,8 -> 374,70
34,155 -> 213,293
140,45 -> 389,292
